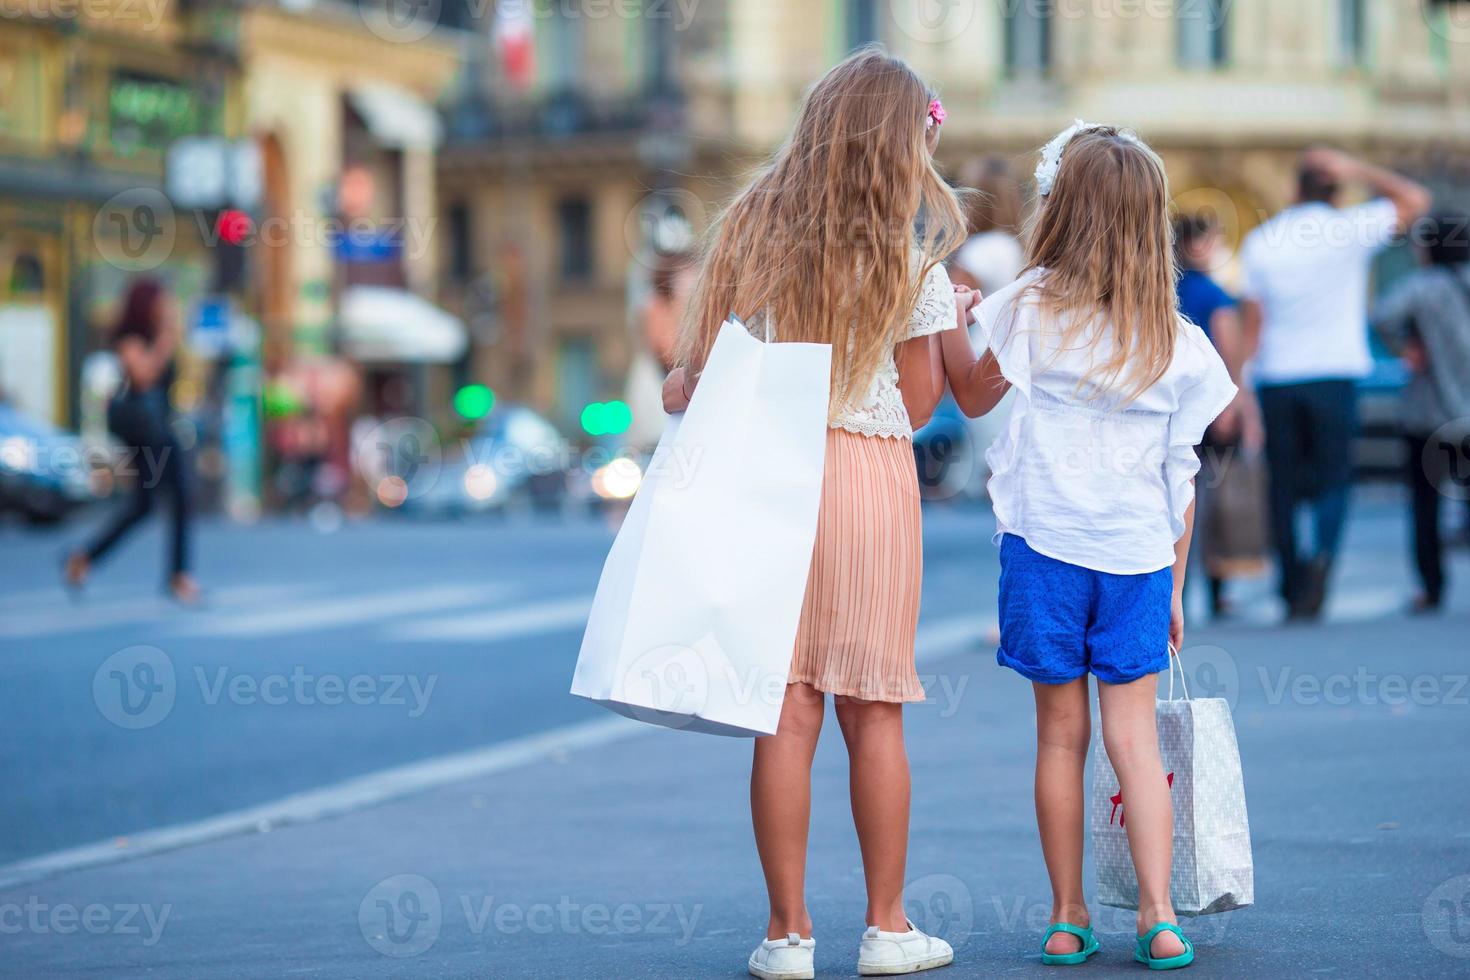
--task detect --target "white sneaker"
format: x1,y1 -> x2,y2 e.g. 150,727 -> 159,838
748,932 -> 815,980
857,919 -> 953,975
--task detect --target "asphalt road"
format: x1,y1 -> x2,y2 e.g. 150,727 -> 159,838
1,493 -> 1468,977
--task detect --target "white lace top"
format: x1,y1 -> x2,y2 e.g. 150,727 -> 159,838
747,262 -> 956,440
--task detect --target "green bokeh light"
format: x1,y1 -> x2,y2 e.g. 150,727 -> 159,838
454,384 -> 495,421
580,400 -> 632,437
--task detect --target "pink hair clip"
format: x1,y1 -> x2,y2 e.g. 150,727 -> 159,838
926,98 -> 947,130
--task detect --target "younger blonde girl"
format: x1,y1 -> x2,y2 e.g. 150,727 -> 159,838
943,124 -> 1236,970
664,48 -> 965,979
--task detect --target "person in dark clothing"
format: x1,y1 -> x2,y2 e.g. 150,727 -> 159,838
1239,148 -> 1431,620
1371,211 -> 1470,613
1174,213 -> 1255,617
65,278 -> 200,604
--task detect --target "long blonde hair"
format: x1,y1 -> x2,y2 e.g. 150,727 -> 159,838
676,47 -> 965,416
1021,127 -> 1178,402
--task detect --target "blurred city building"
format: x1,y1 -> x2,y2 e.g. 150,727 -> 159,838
0,0 -> 243,427
440,0 -> 1470,429
0,0 -> 469,515
4,0 -> 1470,517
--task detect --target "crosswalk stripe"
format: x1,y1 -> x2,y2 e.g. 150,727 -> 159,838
0,584 -> 318,639
170,584 -> 513,638
385,594 -> 593,642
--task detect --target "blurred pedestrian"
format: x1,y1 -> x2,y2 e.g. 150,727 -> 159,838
1239,148 -> 1430,620
952,155 -> 1025,297
950,157 -> 1025,490
64,279 -> 200,604
663,50 -> 964,979
940,124 -> 1235,970
1371,210 -> 1470,613
1174,213 -> 1267,618
625,251 -> 695,452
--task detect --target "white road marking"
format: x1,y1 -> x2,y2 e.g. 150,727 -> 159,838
384,594 -> 593,642
0,614 -> 983,891
0,714 -> 644,891
170,584 -> 513,638
0,584 -> 319,639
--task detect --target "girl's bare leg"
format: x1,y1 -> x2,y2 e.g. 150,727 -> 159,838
751,682 -> 825,940
1032,678 -> 1093,954
834,696 -> 910,931
1097,674 -> 1187,958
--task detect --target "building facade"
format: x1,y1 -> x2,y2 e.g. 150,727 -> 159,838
0,1 -> 243,426
439,0 -> 1470,433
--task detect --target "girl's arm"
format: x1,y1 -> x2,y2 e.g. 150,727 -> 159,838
939,290 -> 1010,418
895,333 -> 945,430
1169,492 -> 1195,651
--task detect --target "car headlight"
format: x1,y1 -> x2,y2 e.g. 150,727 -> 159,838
464,463 -> 499,501
591,458 -> 642,501
0,436 -> 38,474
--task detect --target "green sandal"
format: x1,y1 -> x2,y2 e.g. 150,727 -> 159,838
1040,923 -> 1099,966
1134,923 -> 1194,971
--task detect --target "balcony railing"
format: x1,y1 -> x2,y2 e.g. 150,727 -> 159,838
444,86 -> 685,145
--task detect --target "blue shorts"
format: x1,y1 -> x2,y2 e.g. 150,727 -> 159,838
996,535 -> 1172,685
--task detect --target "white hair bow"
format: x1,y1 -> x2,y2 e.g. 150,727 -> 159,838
1034,120 -> 1143,196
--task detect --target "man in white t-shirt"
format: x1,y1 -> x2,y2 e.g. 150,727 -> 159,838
1240,148 -> 1430,620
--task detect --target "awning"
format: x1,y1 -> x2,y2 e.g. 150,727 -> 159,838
348,83 -> 443,150
339,286 -> 467,364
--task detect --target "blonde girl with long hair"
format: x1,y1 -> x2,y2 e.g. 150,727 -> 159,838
942,125 -> 1236,970
662,48 -> 966,979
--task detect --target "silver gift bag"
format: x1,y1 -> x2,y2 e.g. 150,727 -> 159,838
1091,653 -> 1254,916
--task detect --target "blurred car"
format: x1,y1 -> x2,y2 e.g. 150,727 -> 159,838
0,404 -> 95,524
403,405 -> 576,517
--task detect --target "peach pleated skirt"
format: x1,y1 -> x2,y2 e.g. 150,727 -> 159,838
788,429 -> 925,703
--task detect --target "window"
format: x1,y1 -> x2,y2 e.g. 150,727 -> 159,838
557,197 -> 593,281
545,4 -> 584,94
1338,0 -> 1367,66
1004,2 -> 1052,76
847,0 -> 881,50
447,203 -> 473,282
1178,0 -> 1228,69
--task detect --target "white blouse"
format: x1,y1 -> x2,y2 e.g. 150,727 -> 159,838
748,262 -> 956,440
974,269 -> 1237,575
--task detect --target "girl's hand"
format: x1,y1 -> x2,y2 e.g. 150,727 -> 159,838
953,286 -> 981,331
1169,591 -> 1185,651
662,368 -> 690,414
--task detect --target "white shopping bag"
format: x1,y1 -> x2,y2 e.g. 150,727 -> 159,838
570,317 -> 831,737
1091,653 -> 1254,916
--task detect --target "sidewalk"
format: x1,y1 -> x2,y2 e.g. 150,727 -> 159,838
3,599 -> 1468,977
